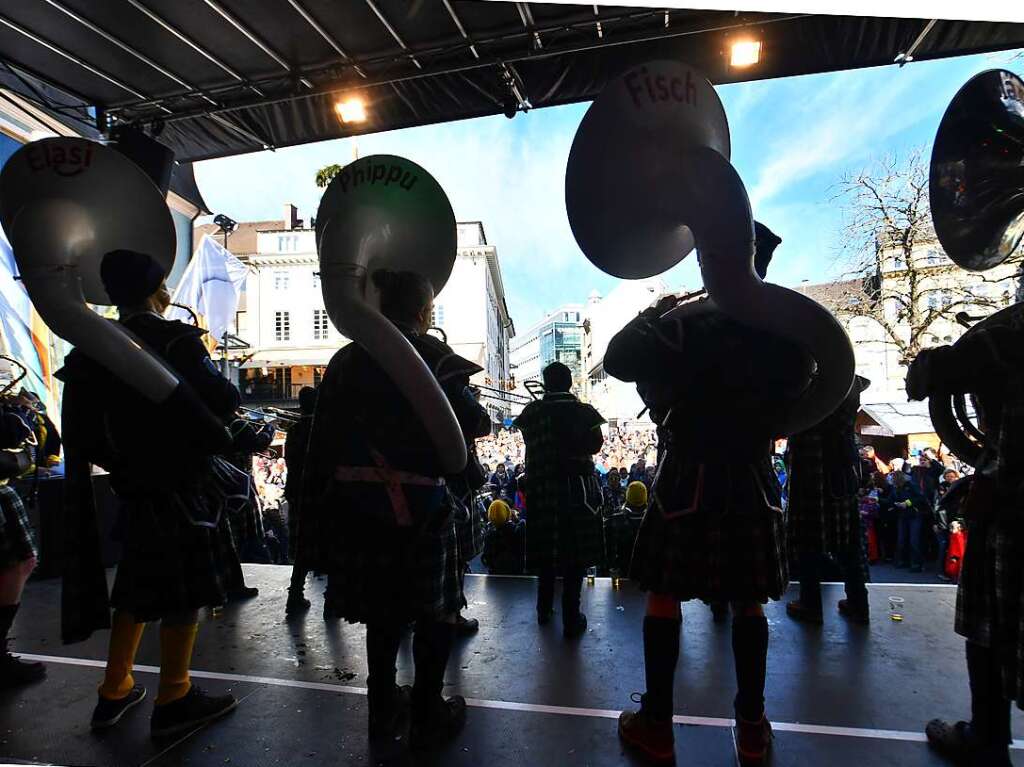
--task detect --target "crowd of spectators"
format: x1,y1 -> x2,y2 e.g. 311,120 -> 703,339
248,427 -> 966,584
857,446 -> 969,581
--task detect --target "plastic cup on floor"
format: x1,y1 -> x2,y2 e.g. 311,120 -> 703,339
888,596 -> 905,622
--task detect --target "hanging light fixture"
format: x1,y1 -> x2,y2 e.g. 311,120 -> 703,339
730,38 -> 762,68
334,97 -> 367,123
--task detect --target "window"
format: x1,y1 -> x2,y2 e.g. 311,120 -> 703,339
275,311 -> 290,341
273,270 -> 289,291
312,272 -> 320,290
277,235 -> 298,252
925,248 -> 943,266
313,309 -> 329,340
431,305 -> 445,327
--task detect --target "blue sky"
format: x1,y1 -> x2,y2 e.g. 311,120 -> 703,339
195,48 -> 1023,330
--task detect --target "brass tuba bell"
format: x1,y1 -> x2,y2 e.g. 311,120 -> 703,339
925,69 -> 1024,466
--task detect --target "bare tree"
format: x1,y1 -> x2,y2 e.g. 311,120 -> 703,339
828,147 -> 1020,365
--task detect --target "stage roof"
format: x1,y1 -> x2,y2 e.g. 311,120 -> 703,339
1,2 -> 1023,162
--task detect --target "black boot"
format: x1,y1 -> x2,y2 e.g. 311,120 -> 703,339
562,569 -> 587,639
927,642 -> 1015,765
411,621 -> 465,749
366,622 -> 406,741
0,604 -> 44,688
286,565 -> 310,616
618,616 -> 681,765
537,571 -> 555,625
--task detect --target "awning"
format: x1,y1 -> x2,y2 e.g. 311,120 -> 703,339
858,401 -> 976,438
240,352 -> 334,369
1,3 -> 1022,162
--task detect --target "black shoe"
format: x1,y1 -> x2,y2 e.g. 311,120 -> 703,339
91,686 -> 147,729
150,685 -> 238,738
369,685 -> 412,743
563,612 -> 588,639
837,599 -> 870,625
710,602 -> 729,623
226,586 -> 259,601
455,615 -> 479,636
410,695 -> 467,749
537,608 -> 554,626
285,595 -> 311,616
925,719 -> 1001,765
786,601 -> 823,625
0,651 -> 46,688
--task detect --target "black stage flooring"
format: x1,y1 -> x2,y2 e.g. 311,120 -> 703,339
3,566 -> 1023,766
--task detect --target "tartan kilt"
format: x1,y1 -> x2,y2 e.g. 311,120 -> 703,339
453,491 -> 486,565
326,511 -> 462,625
0,485 -> 37,569
786,432 -> 862,559
955,509 -> 1024,709
109,480 -> 231,622
629,453 -> 788,604
525,473 -> 603,574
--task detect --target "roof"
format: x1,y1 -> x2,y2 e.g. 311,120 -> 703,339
2,4 -> 1022,162
793,278 -> 872,308
858,400 -> 975,437
194,219 -> 284,256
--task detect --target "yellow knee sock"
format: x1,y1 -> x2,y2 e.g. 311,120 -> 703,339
155,623 -> 198,705
98,612 -> 145,701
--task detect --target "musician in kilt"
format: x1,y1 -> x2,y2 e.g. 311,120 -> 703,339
786,375 -> 872,625
606,224 -> 814,766
913,311 -> 1024,767
301,268 -> 488,749
446,381 -> 491,637
0,404 -> 44,687
58,250 -> 240,738
284,386 -> 316,615
513,362 -> 605,639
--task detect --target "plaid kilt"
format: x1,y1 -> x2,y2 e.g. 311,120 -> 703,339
629,450 -> 788,604
0,484 -> 37,569
524,473 -> 604,574
325,512 -> 461,624
956,485 -> 1024,708
453,490 -> 486,565
109,475 -> 231,622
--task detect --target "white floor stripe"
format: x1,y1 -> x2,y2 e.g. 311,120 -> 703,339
20,652 -> 1024,750
463,573 -> 958,589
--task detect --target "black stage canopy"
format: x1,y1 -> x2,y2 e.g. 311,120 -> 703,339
1,1 -> 1023,162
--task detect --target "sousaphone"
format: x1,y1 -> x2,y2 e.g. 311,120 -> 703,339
925,69 -> 1024,466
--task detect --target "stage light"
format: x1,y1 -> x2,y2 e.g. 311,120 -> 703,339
335,98 -> 366,123
730,39 -> 762,68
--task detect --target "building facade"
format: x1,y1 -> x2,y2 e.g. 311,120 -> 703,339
197,211 -> 515,421
509,304 -> 584,409
581,277 -> 669,425
798,243 -> 1022,405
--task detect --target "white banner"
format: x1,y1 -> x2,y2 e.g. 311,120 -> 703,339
168,234 -> 248,345
487,1 -> 1024,24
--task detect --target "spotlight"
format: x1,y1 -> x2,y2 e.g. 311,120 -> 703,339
730,39 -> 762,68
335,97 -> 367,123
213,213 -> 237,234
503,93 -> 518,119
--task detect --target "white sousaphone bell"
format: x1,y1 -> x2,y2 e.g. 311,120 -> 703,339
0,137 -> 228,447
315,155 -> 467,474
565,60 -> 856,435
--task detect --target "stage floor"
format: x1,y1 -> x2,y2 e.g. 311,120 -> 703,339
3,566 -> 1022,766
